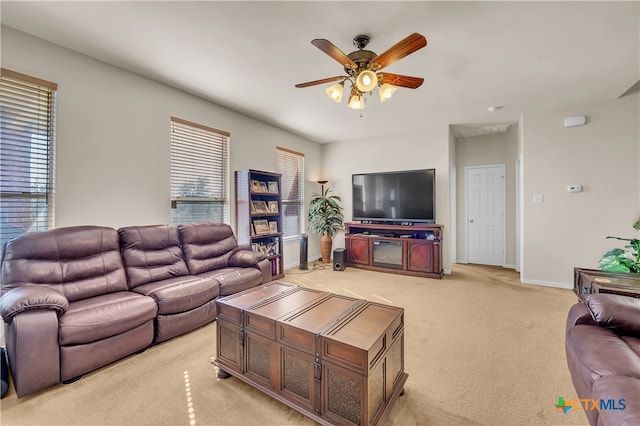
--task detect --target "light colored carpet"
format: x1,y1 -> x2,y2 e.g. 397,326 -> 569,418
0,263 -> 588,426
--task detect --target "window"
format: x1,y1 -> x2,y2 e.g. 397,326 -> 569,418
275,146 -> 304,239
0,69 -> 57,250
170,116 -> 229,225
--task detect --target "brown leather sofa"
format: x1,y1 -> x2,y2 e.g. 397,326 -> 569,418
0,222 -> 271,397
565,293 -> 640,426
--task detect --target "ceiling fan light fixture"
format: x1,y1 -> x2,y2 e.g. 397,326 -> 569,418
379,83 -> 397,102
325,82 -> 344,103
355,70 -> 378,92
295,33 -> 427,111
347,91 -> 365,110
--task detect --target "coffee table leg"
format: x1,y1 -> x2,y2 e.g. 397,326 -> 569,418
217,368 -> 232,379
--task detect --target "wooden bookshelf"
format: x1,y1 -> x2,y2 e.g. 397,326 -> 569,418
235,169 -> 284,279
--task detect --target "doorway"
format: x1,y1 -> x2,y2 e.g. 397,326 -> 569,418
466,165 -> 506,266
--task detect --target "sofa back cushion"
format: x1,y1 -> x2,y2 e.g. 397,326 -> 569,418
1,226 -> 128,302
118,225 -> 190,288
178,222 -> 238,275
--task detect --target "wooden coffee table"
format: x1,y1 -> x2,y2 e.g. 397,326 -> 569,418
214,281 -> 407,426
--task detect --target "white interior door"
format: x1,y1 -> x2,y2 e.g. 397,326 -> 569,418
466,165 -> 505,266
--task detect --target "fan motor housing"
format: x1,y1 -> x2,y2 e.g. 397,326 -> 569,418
345,50 -> 377,76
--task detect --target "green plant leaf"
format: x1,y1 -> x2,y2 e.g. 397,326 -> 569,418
599,219 -> 640,274
307,187 -> 344,238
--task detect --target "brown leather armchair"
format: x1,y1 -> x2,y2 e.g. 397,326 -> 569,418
565,293 -> 640,426
0,226 -> 158,397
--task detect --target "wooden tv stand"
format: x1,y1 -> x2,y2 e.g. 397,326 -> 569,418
344,222 -> 443,279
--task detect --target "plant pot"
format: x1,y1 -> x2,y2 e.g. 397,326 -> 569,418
321,233 -> 332,263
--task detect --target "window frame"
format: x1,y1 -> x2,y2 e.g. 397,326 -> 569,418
169,116 -> 230,225
0,68 -> 57,249
275,146 -> 305,241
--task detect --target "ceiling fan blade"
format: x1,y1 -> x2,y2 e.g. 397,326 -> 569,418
377,73 -> 424,89
311,39 -> 357,70
370,33 -> 427,71
295,76 -> 346,88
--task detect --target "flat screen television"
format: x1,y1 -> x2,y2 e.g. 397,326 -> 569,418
352,169 -> 435,224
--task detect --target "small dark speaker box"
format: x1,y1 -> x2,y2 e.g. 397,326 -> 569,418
333,248 -> 346,271
299,234 -> 308,270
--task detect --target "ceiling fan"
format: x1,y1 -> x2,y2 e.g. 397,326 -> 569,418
295,33 -> 427,110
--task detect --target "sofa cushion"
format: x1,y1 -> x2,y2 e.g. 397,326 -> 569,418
119,225 -> 190,288
592,375 -> 640,426
131,276 -> 219,315
59,292 -> 158,345
197,267 -> 262,296
566,325 -> 640,391
620,335 -> 640,358
178,222 -> 238,274
155,300 -> 217,343
585,294 -> 640,337
1,226 -> 128,302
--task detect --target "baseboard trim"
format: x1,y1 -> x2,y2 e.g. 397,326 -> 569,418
455,260 -> 516,271
521,278 -> 572,289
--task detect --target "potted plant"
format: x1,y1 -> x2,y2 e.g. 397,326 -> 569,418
599,218 -> 640,273
308,186 -> 344,263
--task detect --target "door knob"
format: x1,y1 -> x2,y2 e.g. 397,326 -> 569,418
469,219 -> 474,223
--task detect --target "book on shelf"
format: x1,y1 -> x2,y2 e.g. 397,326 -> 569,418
251,237 -> 279,256
270,258 -> 280,276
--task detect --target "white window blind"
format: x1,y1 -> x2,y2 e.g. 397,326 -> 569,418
276,146 -> 304,239
0,68 -> 57,251
170,116 -> 229,225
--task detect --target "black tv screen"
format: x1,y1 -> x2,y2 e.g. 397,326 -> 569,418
352,169 -> 435,224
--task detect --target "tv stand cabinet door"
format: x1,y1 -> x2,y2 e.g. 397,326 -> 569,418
407,240 -> 434,273
348,236 -> 370,265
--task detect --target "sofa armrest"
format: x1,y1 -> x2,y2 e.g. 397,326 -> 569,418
0,285 -> 69,323
584,293 -> 640,336
256,258 -> 273,283
228,247 -> 272,283
229,249 -> 266,268
566,302 -> 596,330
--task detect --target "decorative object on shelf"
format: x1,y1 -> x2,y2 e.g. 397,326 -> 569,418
253,219 -> 269,235
267,181 -> 279,193
268,201 -> 279,213
599,218 -> 640,273
252,200 -> 268,213
259,181 -> 268,193
269,221 -> 278,233
250,180 -> 262,193
295,33 -> 427,110
308,180 -> 344,263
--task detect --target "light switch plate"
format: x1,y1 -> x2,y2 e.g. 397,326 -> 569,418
533,194 -> 544,203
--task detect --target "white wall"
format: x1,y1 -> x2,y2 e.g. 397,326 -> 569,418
322,126 -> 452,274
521,94 -> 640,287
4,26 -> 637,285
1,26 -> 322,268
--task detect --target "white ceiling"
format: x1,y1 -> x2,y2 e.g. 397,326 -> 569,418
1,1 -> 638,144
